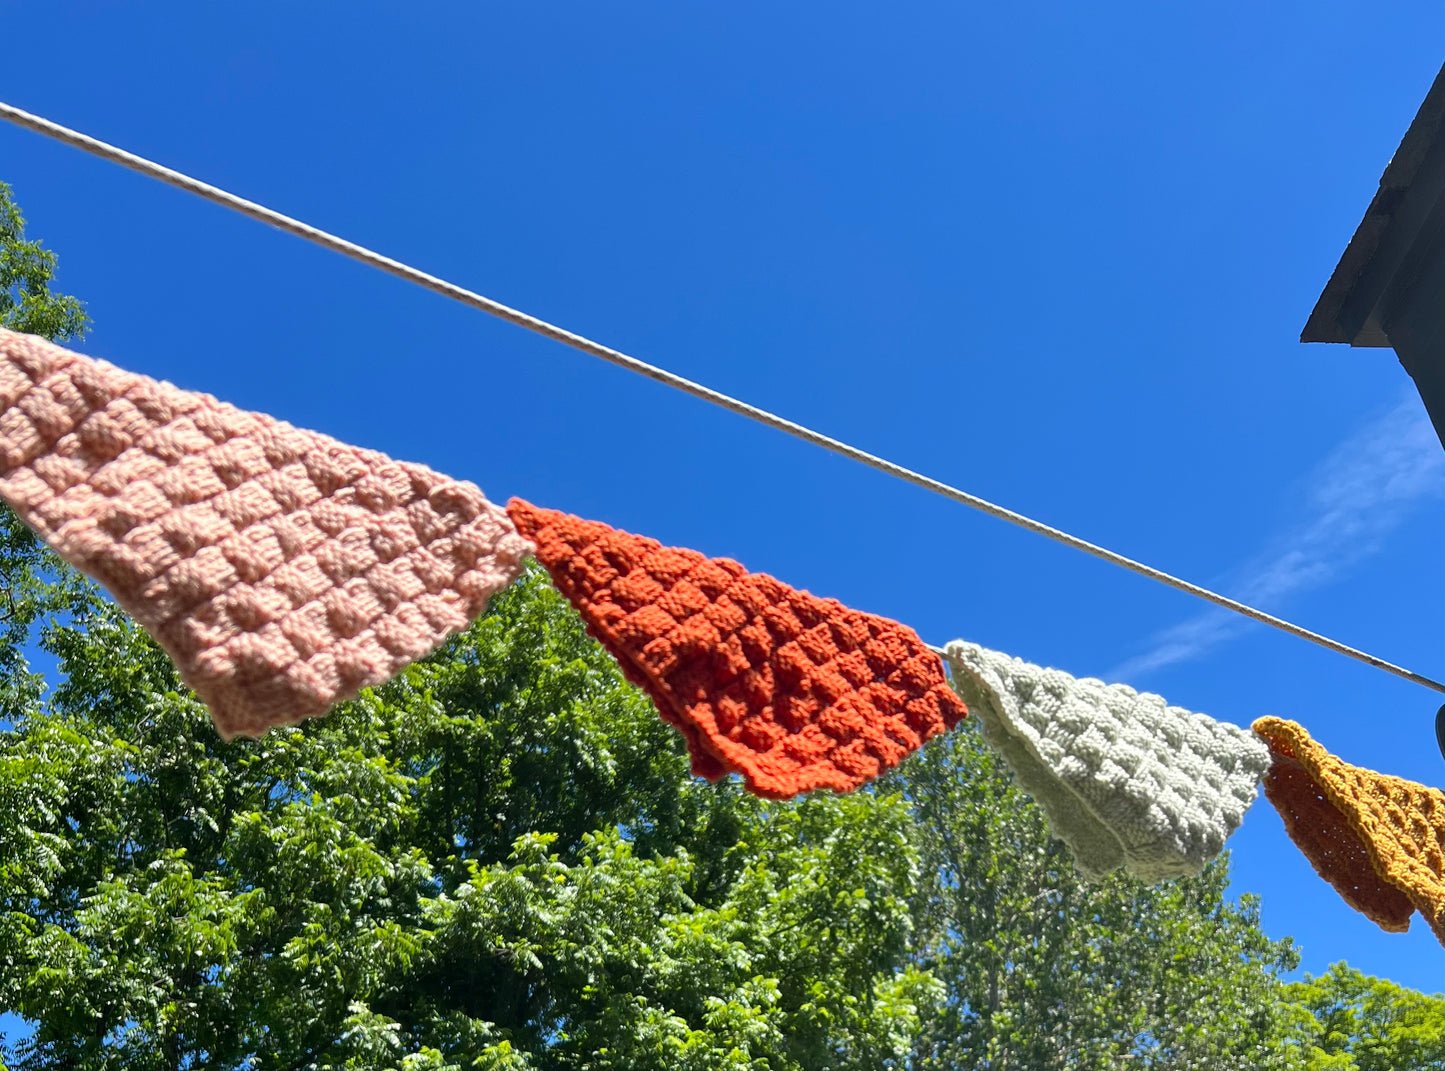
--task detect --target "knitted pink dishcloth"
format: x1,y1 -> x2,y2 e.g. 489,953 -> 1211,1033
0,327 -> 532,738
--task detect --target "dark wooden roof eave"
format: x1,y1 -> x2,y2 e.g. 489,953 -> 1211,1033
1301,64 -> 1445,347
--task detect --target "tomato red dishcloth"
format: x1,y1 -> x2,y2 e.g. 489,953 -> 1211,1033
1253,717 -> 1444,944
0,328 -> 532,739
506,499 -> 966,798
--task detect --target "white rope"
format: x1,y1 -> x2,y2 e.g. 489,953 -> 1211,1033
3,99 -> 1439,695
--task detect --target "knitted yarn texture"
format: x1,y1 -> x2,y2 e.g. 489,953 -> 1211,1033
507,499 -> 966,799
1253,716 -> 1444,943
0,328 -> 532,738
943,640 -> 1271,882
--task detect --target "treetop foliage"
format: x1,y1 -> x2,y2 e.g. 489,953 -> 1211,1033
0,183 -> 87,344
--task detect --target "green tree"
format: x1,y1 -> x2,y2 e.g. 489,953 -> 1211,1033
885,717 -> 1307,1070
0,561 -> 936,1069
1283,963 -> 1444,1071
0,177 -> 91,715
0,182 -> 87,342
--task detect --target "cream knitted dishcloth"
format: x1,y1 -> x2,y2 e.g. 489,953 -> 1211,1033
944,640 -> 1271,881
0,327 -> 532,738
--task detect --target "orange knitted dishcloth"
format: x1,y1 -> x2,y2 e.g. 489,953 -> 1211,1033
1253,716 -> 1444,943
0,328 -> 532,739
507,499 -> 966,798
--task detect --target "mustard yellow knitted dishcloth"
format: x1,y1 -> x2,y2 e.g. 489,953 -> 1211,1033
1253,716 -> 1444,943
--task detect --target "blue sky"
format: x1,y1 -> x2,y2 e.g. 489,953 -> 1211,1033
0,1 -> 1440,1041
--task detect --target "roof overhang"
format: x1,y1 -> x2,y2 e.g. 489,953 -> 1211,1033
1302,64 -> 1444,448
1302,65 -> 1443,347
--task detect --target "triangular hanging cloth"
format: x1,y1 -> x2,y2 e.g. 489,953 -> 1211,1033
1252,717 -> 1444,943
0,328 -> 532,738
944,640 -> 1271,882
506,499 -> 966,798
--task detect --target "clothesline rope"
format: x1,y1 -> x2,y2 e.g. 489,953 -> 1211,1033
2,99 -> 1440,695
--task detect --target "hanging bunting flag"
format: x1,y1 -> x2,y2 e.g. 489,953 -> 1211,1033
943,640 -> 1270,881
506,499 -> 966,798
0,328 -> 532,738
1253,716 -> 1444,943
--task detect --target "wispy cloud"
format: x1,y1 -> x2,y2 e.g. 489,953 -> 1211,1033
1108,391 -> 1442,681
